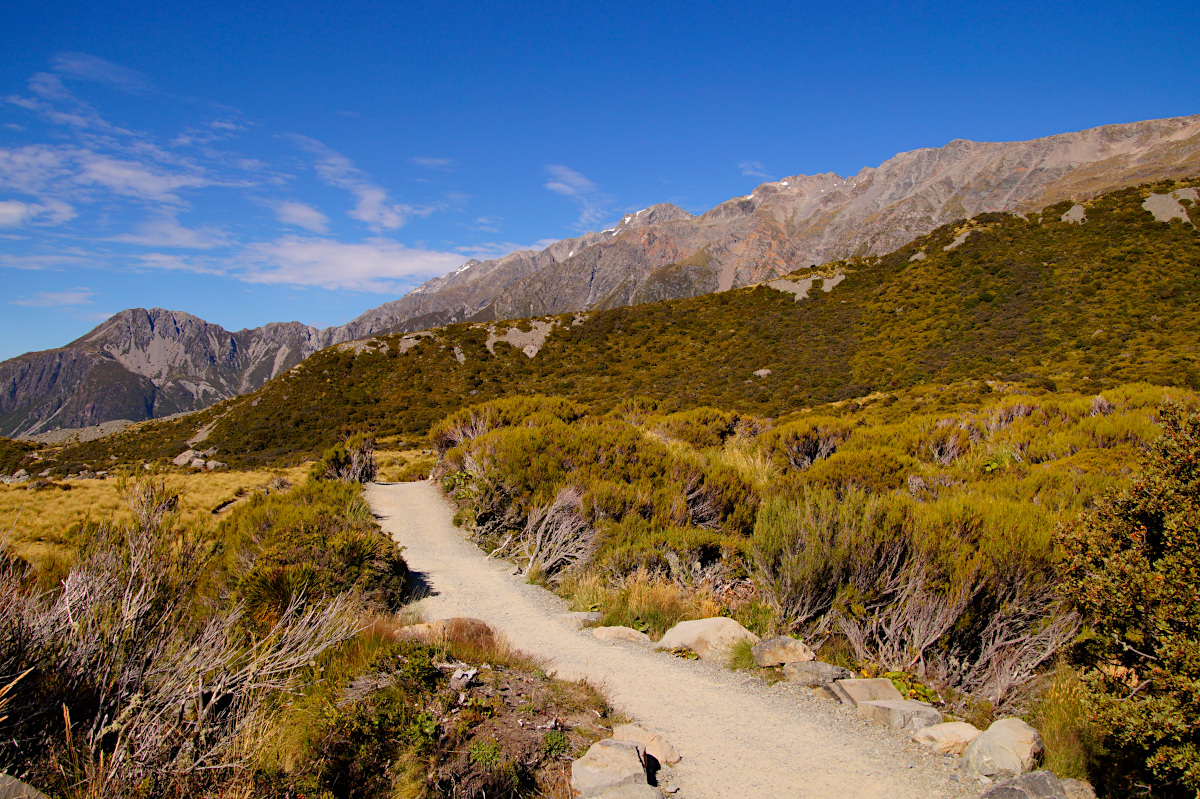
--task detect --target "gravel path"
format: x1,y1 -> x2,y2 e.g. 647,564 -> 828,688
367,481 -> 978,799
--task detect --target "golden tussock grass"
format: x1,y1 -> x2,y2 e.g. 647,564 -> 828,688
0,464 -> 310,564
1030,662 -> 1093,781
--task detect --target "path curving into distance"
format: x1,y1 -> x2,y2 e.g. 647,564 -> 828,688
366,481 -> 975,799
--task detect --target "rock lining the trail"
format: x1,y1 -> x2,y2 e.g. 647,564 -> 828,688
751,636 -> 815,667
655,618 -> 759,663
594,626 -> 653,645
571,738 -> 650,797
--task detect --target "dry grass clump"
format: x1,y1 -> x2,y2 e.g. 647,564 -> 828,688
1029,663 -> 1093,781
565,569 -> 722,639
377,448 -> 438,482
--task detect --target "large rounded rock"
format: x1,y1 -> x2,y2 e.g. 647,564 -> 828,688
962,717 -> 1045,782
0,774 -> 48,799
751,635 -> 815,667
913,721 -> 981,754
655,617 -> 759,662
430,617 -> 495,647
613,723 -> 681,764
781,660 -> 852,686
570,739 -> 648,798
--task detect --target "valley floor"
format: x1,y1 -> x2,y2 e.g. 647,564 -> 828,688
367,481 -> 978,799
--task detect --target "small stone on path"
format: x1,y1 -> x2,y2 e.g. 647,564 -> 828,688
913,721 -> 981,755
560,611 -> 603,629
751,636 -> 814,667
781,660 -> 852,686
593,626 -> 652,645
856,699 -> 942,733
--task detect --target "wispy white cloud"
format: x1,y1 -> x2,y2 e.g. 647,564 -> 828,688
7,72 -> 135,135
2,55 -> 471,304
0,199 -> 75,226
471,215 -> 502,233
454,237 -> 559,259
52,53 -> 153,94
288,135 -> 431,231
132,252 -> 218,274
11,287 -> 96,307
0,253 -> 90,270
411,156 -> 453,170
109,215 -> 230,248
0,145 -> 74,195
76,153 -> 213,202
544,165 -> 597,197
544,164 -> 609,229
738,161 -> 774,180
274,200 -> 330,233
238,235 -> 464,292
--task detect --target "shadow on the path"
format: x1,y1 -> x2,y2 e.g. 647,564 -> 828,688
403,568 -> 439,601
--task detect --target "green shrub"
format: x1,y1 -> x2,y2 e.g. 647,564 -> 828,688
217,480 -> 408,630
750,487 -> 904,627
652,407 -> 742,449
759,416 -> 851,471
1060,401 -> 1200,796
315,432 -> 378,482
801,447 -> 910,494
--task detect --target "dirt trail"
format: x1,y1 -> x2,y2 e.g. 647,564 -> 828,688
367,482 -> 975,799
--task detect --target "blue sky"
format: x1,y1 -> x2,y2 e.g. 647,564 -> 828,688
2,0 -> 1197,360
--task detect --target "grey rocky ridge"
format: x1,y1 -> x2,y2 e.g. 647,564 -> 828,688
0,309 -> 356,438
2,113 -> 1198,437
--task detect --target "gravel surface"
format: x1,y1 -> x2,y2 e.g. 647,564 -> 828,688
367,481 -> 981,799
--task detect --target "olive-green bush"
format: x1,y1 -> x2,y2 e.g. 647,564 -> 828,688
1060,401 -> 1200,796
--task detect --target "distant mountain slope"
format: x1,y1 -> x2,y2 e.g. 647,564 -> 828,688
0,309 -> 349,437
351,113 -> 1200,330
3,114 -> 1197,437
54,178 -> 1200,469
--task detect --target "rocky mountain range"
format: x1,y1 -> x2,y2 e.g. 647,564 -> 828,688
2,113 -> 1198,438
0,310 -> 356,438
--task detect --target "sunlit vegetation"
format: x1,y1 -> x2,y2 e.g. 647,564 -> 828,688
42,178 -> 1199,470
429,383 -> 1198,796
0,472 -> 617,797
0,464 -> 309,570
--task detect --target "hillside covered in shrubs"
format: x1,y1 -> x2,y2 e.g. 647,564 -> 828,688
428,383 -> 1200,795
37,178 -> 1200,472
